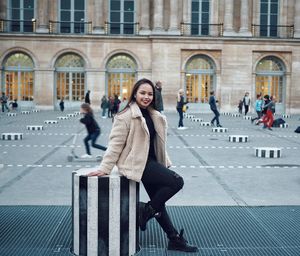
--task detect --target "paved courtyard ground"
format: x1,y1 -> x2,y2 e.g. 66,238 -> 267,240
0,109 -> 299,255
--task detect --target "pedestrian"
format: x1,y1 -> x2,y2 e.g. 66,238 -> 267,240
1,92 -> 9,112
176,89 -> 188,129
118,97 -> 128,112
100,95 -> 108,118
243,92 -> 251,115
85,90 -> 91,104
9,99 -> 18,111
251,94 -> 263,124
88,78 -> 198,253
59,97 -> 65,112
108,96 -> 114,118
155,81 -> 164,113
238,100 -> 243,114
79,103 -> 107,158
259,95 -> 274,130
113,94 -> 121,115
209,91 -> 222,127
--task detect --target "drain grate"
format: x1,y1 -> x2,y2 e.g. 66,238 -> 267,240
0,206 -> 299,256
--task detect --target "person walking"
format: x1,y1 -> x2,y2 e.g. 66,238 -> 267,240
59,97 -> 65,112
209,91 -> 222,127
243,92 -> 251,115
238,100 -> 243,114
155,81 -> 164,113
100,95 -> 108,118
251,94 -> 263,124
176,89 -> 187,129
113,95 -> 121,115
85,90 -> 91,104
80,103 -> 107,158
108,96 -> 114,118
88,78 -> 198,253
1,92 -> 9,112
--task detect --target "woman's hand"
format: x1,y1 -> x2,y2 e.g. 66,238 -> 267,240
87,170 -> 107,177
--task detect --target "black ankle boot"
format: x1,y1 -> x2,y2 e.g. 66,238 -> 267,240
139,202 -> 156,231
168,229 -> 199,253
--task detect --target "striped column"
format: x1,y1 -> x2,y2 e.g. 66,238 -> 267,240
229,135 -> 248,143
21,111 -> 31,114
1,133 -> 23,140
44,120 -> 58,124
72,167 -> 139,256
7,113 -> 17,116
212,127 -> 228,133
26,125 -> 44,131
57,116 -> 69,120
255,147 -> 281,158
200,122 -> 211,126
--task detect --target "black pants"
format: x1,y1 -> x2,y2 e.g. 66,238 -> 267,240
211,108 -> 220,125
141,159 -> 184,237
84,130 -> 107,155
176,107 -> 184,127
244,105 -> 249,115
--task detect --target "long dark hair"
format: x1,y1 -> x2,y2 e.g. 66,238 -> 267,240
123,78 -> 157,110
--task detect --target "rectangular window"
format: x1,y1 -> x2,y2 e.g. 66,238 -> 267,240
109,0 -> 135,34
9,0 -> 35,32
59,0 -> 86,33
260,0 -> 278,37
191,0 -> 210,36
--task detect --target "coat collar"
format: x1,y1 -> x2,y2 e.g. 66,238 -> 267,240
129,102 -> 160,118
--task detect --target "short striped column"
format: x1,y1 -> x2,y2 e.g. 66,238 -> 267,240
21,111 -> 30,114
282,114 -> 291,118
222,112 -> 231,116
231,113 -> 240,117
279,123 -> 289,128
72,167 -> 139,256
26,125 -> 43,131
31,109 -> 40,113
1,133 -> 23,140
44,120 -> 58,124
57,116 -> 69,120
7,113 -> 17,117
255,147 -> 281,158
74,111 -> 81,116
243,116 -> 252,120
67,113 -> 76,117
192,118 -> 203,122
200,122 -> 211,126
229,135 -> 248,143
212,127 -> 228,133
187,114 -> 195,119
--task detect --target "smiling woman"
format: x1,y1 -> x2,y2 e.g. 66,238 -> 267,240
88,78 -> 198,253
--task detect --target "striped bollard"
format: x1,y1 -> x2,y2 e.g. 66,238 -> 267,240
44,120 -> 58,124
57,116 -> 69,120
255,147 -> 281,158
243,116 -> 252,120
72,167 -> 139,256
21,111 -> 31,114
229,135 -> 248,143
31,109 -> 40,113
7,113 -> 17,117
1,133 -> 23,140
200,122 -> 211,126
231,113 -> 240,117
74,111 -> 81,116
67,113 -> 76,117
212,127 -> 228,133
282,114 -> 291,118
26,125 -> 43,131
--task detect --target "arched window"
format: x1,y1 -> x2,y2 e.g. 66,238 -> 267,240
55,53 -> 85,105
255,56 -> 285,111
3,52 -> 34,102
185,55 -> 216,103
106,54 -> 137,100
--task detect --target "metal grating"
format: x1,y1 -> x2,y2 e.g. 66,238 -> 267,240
0,206 -> 299,256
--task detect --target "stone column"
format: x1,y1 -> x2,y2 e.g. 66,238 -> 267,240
139,0 -> 151,35
168,0 -> 180,35
93,0 -> 104,34
152,0 -> 164,34
0,0 -> 7,20
223,0 -> 235,36
210,0 -> 219,36
36,0 -> 49,33
239,0 -> 251,36
294,0 -> 300,37
182,0 -> 191,35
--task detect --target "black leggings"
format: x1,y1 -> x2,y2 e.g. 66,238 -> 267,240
141,159 -> 184,237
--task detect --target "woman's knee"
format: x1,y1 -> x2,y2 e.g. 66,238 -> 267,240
172,173 -> 184,191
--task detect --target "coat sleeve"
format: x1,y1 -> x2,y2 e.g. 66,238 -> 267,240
98,115 -> 129,174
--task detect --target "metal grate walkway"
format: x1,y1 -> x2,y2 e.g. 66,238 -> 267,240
0,206 -> 299,256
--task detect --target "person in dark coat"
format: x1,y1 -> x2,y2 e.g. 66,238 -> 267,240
59,97 -> 65,112
85,90 -> 91,104
80,103 -> 107,158
155,81 -> 164,112
209,91 -> 222,127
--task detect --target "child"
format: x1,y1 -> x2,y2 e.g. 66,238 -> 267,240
59,97 -> 65,112
80,103 -> 107,158
9,99 -> 18,111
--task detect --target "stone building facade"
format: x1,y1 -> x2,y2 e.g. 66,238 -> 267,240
0,0 -> 300,113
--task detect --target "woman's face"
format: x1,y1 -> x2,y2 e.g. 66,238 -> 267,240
135,83 -> 153,109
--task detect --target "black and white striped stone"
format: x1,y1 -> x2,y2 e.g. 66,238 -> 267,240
57,116 -> 69,120
231,113 -> 240,117
243,116 -> 252,120
72,167 -> 139,256
21,111 -> 30,114
222,112 -> 231,116
282,114 -> 291,118
255,147 -> 281,158
279,123 -> 289,128
44,120 -> 58,124
26,125 -> 43,131
229,135 -> 248,143
200,122 -> 211,126
1,133 -> 23,140
212,127 -> 228,133
67,113 -> 76,117
74,111 -> 81,116
7,113 -> 17,116
31,109 -> 40,113
192,118 -> 203,122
